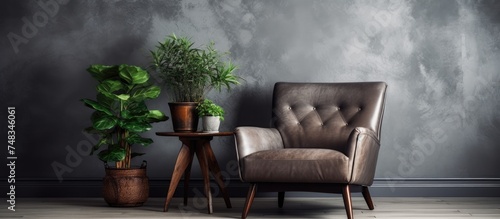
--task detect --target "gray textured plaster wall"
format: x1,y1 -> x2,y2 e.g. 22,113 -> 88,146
1,0 -> 499,185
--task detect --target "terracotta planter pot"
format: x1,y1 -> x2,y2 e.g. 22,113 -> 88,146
169,102 -> 199,132
103,162 -> 149,207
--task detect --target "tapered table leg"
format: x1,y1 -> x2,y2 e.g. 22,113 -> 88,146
195,141 -> 213,214
164,143 -> 194,212
202,140 -> 232,208
182,140 -> 195,206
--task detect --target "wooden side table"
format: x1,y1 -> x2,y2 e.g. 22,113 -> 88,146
155,131 -> 233,214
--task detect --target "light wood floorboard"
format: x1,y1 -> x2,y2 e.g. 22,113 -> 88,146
1,197 -> 499,218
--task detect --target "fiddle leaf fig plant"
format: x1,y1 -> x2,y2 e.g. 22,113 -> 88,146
82,64 -> 168,168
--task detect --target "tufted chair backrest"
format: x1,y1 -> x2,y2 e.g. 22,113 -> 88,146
272,82 -> 387,151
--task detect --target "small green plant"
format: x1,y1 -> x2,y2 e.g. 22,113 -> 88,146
81,64 -> 168,169
150,33 -> 240,102
196,99 -> 225,121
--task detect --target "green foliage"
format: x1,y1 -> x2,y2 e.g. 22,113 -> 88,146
150,33 -> 241,102
81,64 -> 168,167
196,99 -> 225,121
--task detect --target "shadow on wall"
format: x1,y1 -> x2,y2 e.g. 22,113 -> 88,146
101,35 -> 147,65
233,85 -> 273,128
475,0 -> 500,23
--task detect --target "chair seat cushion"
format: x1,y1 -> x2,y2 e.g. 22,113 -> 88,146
240,148 -> 350,183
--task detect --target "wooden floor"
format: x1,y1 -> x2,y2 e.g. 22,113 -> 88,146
1,197 -> 499,218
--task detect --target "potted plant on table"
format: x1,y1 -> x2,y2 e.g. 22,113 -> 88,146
196,99 -> 225,133
81,64 -> 168,207
150,33 -> 240,132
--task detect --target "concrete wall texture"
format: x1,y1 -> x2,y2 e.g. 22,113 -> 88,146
1,0 -> 499,194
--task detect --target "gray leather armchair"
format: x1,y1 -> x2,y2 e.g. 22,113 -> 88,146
234,82 -> 387,219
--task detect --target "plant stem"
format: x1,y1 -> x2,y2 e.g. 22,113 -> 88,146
116,99 -> 131,168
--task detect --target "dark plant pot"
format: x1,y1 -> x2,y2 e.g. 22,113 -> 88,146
168,102 -> 199,132
103,162 -> 149,207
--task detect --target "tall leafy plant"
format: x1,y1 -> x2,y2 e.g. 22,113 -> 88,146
81,64 -> 168,169
150,34 -> 240,102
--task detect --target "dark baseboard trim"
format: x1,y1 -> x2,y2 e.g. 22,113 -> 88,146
5,178 -> 500,197
368,178 -> 500,197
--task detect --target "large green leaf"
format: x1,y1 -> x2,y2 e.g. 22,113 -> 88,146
119,65 -> 149,85
97,80 -> 124,96
96,93 -> 116,109
81,99 -> 113,116
90,111 -> 105,124
126,134 -> 153,146
87,65 -> 119,82
98,146 -> 126,162
92,115 -> 118,130
147,110 -> 169,123
90,136 -> 110,155
131,86 -> 161,101
115,94 -> 130,101
120,119 -> 151,133
121,106 -> 148,120
127,101 -> 149,116
121,110 -> 132,119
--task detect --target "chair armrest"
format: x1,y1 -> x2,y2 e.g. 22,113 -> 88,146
234,127 -> 284,160
346,127 -> 381,186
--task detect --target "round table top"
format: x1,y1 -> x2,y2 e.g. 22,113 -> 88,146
155,131 -> 234,137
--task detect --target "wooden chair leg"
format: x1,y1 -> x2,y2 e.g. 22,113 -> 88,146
242,183 -> 257,219
362,186 -> 375,210
342,185 -> 353,219
278,192 -> 285,208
